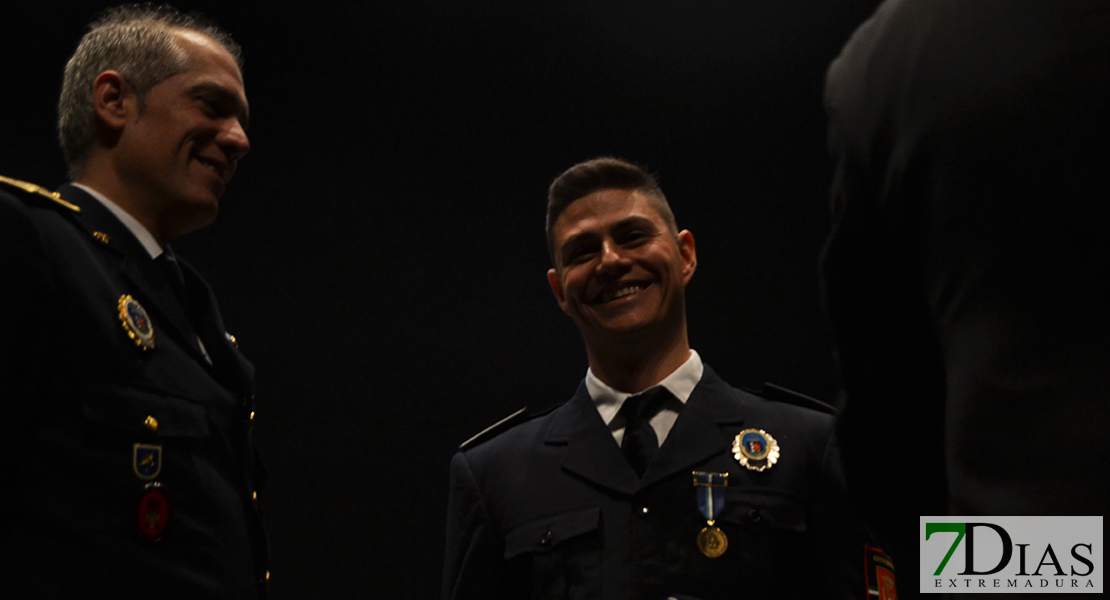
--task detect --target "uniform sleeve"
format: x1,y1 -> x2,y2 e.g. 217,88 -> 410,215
807,425 -> 870,600
821,82 -> 948,577
443,451 -> 504,600
0,193 -> 53,541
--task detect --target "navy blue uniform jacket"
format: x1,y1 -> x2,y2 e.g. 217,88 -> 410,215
0,183 -> 268,598
444,366 -> 865,600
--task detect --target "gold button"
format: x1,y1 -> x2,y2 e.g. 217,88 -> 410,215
92,231 -> 111,244
249,410 -> 256,423
144,415 -> 159,433
252,491 -> 258,501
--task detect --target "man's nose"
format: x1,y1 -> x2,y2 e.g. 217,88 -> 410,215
218,118 -> 250,162
597,240 -> 631,273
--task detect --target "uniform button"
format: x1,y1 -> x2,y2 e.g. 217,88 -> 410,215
248,410 -> 256,432
262,570 -> 271,588
144,415 -> 159,433
640,507 -> 650,515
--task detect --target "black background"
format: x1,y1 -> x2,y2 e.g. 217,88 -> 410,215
3,1 -> 882,597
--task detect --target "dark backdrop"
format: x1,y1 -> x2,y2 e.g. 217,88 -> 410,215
3,1 -> 881,597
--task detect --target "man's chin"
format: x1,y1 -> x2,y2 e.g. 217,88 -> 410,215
585,320 -> 659,345
168,199 -> 220,238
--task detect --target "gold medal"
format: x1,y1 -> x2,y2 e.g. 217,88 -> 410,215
696,522 -> 728,558
693,471 -> 729,558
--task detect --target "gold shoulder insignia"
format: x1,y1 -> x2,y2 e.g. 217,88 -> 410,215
0,174 -> 80,213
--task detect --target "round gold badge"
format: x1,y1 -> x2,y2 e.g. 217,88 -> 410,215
696,525 -> 728,558
118,294 -> 155,351
732,428 -> 780,472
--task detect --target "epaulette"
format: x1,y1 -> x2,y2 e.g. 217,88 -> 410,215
0,175 -> 80,213
459,408 -> 531,451
745,382 -> 837,416
458,402 -> 563,451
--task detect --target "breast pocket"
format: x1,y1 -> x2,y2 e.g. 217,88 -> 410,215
718,489 -> 808,568
503,506 -> 601,600
66,382 -> 211,497
81,381 -> 210,440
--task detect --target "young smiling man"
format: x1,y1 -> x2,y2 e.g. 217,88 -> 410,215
0,5 -> 266,597
443,157 -> 874,600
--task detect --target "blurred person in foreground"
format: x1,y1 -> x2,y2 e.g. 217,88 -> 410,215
823,0 -> 1110,596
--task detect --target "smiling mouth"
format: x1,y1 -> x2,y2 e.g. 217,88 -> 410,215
597,284 -> 648,303
195,156 -> 228,182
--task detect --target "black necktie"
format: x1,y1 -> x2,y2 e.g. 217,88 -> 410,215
156,250 -> 187,297
617,386 -> 671,477
155,250 -> 197,331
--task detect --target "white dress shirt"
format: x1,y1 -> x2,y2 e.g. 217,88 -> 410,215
586,349 -> 704,447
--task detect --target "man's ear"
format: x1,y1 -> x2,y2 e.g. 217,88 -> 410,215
91,71 -> 135,131
547,268 -> 567,310
677,229 -> 697,285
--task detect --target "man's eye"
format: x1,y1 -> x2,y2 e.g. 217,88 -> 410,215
566,249 -> 594,264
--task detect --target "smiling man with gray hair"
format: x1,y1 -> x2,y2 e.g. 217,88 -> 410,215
0,5 -> 267,597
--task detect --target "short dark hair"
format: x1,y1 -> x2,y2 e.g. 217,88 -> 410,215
546,157 -> 678,263
58,3 -> 243,177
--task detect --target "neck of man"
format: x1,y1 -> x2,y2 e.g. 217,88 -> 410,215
74,158 -> 172,245
584,322 -> 691,394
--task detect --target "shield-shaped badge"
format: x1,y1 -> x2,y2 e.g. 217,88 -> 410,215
133,443 -> 162,481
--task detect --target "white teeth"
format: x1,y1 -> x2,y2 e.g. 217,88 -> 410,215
606,286 -> 642,301
197,158 -> 221,176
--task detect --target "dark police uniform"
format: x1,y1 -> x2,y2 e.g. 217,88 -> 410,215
444,365 -> 867,600
0,179 -> 268,598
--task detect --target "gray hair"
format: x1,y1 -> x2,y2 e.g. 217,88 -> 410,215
58,4 -> 242,177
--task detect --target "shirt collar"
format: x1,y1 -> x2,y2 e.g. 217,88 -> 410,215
586,349 -> 704,425
72,183 -> 164,259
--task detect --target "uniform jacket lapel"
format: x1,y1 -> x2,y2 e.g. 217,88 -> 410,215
57,184 -> 208,363
546,366 -> 749,495
640,366 -> 746,490
546,381 -> 642,496
180,260 -> 255,396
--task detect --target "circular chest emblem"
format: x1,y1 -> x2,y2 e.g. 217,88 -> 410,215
732,429 -> 780,472
138,484 -> 169,541
696,525 -> 729,558
118,294 -> 155,350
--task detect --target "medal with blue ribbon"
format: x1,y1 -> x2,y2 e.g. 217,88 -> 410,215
692,471 -> 729,558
